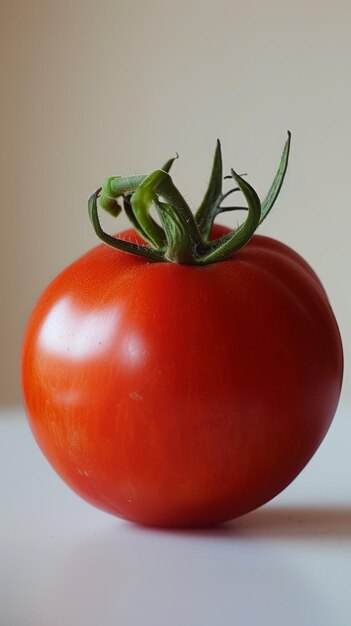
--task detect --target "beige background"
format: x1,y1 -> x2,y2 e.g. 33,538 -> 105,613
1,0 -> 349,405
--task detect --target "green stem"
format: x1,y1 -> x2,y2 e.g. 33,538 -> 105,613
131,170 -> 205,263
100,175 -> 166,248
88,189 -> 165,263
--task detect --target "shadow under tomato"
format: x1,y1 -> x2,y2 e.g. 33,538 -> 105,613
127,505 -> 351,541
218,505 -> 351,540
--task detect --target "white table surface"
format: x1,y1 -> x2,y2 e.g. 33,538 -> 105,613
1,404 -> 351,626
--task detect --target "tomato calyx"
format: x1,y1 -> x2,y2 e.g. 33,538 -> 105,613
88,132 -> 291,265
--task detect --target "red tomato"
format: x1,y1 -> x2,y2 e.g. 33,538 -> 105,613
21,224 -> 343,527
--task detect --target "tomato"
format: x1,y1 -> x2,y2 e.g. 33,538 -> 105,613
21,134 -> 343,526
21,224 -> 343,527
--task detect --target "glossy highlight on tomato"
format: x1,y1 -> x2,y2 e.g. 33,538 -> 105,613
21,135 -> 343,527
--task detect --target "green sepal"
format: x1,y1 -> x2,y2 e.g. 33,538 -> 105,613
198,171 -> 261,264
161,153 -> 179,173
195,139 -> 223,238
260,131 -> 291,224
122,194 -> 151,243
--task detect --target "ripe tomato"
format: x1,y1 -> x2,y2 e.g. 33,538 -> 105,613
21,224 -> 343,527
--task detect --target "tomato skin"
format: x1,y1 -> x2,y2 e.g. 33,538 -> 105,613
21,225 -> 343,527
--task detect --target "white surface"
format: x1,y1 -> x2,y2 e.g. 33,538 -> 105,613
1,405 -> 351,626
